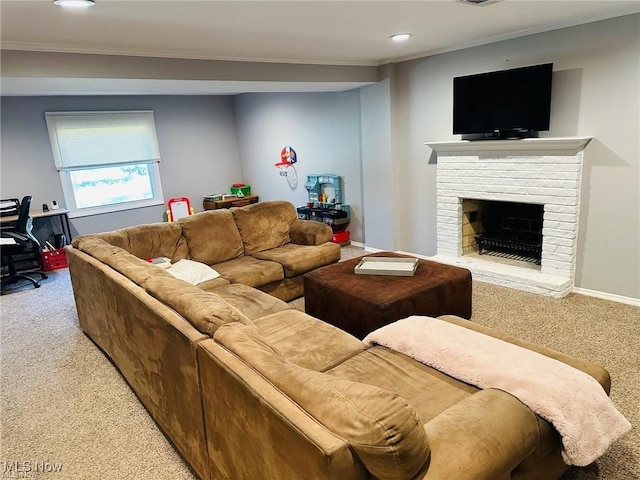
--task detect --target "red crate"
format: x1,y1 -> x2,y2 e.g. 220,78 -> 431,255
40,248 -> 68,271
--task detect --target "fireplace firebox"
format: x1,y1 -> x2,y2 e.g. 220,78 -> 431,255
462,200 -> 543,265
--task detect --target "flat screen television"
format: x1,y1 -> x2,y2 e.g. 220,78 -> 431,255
453,63 -> 553,139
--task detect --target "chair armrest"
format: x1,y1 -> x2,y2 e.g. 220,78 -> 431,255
3,231 -> 29,242
419,389 -> 540,480
289,219 -> 332,245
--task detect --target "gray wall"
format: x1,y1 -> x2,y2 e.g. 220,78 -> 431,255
233,91 -> 364,242
387,14 -> 639,298
360,78 -> 393,250
0,95 -> 242,240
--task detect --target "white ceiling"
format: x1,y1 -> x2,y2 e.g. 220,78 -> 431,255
1,0 -> 639,95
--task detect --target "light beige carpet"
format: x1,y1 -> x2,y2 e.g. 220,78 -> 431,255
1,246 -> 638,479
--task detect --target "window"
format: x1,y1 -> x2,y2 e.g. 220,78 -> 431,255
45,110 -> 164,217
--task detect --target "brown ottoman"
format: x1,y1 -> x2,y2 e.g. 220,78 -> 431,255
303,252 -> 472,339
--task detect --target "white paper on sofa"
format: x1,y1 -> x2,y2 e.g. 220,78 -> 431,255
363,315 -> 631,467
165,259 -> 220,285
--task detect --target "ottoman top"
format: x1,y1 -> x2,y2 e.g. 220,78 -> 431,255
305,252 -> 471,304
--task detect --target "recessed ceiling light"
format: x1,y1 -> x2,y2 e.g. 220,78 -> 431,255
390,33 -> 412,42
52,0 -> 95,7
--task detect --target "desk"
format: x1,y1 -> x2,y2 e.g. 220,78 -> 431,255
1,208 -> 72,242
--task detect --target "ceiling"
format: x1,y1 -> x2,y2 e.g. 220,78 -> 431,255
1,0 -> 639,95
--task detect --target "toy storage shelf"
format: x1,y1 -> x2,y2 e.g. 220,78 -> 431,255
203,195 -> 259,210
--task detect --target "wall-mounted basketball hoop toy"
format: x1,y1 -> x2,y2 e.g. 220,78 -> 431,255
274,146 -> 298,189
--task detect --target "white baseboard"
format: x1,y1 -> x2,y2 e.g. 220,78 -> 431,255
348,240 -> 365,248
572,287 -> 640,307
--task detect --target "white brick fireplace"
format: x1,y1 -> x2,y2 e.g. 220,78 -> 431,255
425,137 -> 592,297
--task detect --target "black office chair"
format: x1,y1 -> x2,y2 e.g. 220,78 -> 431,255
1,196 -> 48,290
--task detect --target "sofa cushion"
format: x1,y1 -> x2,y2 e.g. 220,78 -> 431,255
212,256 -> 283,288
289,218 -> 333,246
232,201 -> 297,255
214,322 -> 431,480
211,284 -> 292,321
91,222 -> 189,263
73,237 -> 160,286
106,251 -> 166,286
327,346 -> 477,423
142,274 -> 253,335
253,310 -> 366,372
252,243 -> 341,277
179,210 -> 244,265
73,236 -> 251,335
73,235 -> 125,261
196,277 -> 232,292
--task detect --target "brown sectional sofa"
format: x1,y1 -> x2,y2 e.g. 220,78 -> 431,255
198,317 -> 611,480
67,201 -> 342,478
66,200 -> 612,480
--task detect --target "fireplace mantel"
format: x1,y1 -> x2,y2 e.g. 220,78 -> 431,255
425,136 -> 592,154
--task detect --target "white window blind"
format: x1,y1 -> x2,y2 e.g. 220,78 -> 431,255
45,110 -> 161,170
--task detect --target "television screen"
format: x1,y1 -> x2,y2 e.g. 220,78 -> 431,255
453,63 -> 553,138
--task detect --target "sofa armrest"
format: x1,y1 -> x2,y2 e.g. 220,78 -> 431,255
289,219 -> 333,245
420,389 -> 540,480
437,315 -> 611,393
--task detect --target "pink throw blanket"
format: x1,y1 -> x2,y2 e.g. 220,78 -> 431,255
363,316 -> 631,466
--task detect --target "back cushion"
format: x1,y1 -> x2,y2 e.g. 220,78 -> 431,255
73,235 -> 251,335
73,235 -> 124,261
74,236 -> 164,285
105,250 -> 164,286
214,323 -> 430,480
179,210 -> 244,265
94,222 -> 189,263
143,275 -> 253,335
232,201 -> 297,255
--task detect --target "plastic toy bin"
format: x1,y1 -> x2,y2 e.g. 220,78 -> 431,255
331,231 -> 350,244
40,248 -> 68,271
230,184 -> 251,196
